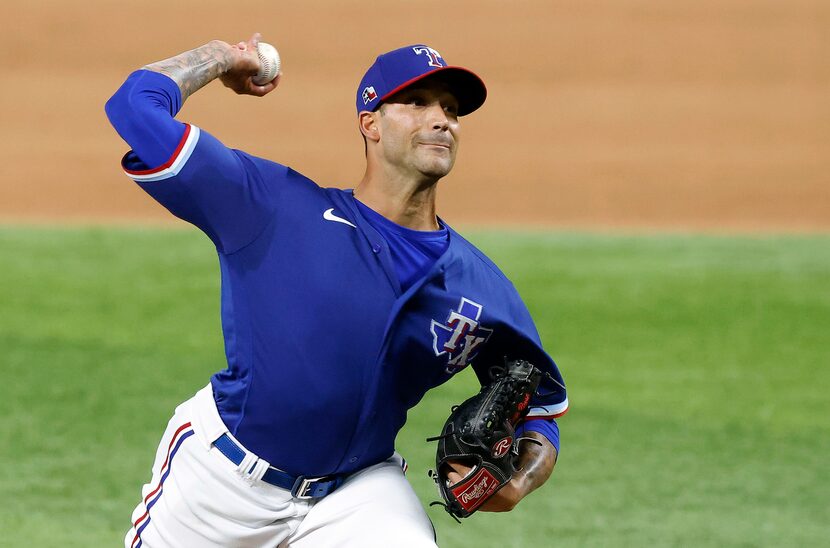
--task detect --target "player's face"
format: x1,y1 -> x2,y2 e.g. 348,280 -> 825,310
375,81 -> 461,180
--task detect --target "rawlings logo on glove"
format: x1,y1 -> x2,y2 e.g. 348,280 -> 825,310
427,359 -> 543,520
491,437 -> 513,458
455,469 -> 498,510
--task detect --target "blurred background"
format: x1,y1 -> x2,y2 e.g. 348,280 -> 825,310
0,1 -> 827,547
1,0 -> 826,229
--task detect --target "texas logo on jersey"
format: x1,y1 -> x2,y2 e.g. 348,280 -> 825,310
431,297 -> 493,374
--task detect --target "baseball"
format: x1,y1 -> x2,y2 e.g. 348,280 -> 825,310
252,42 -> 281,85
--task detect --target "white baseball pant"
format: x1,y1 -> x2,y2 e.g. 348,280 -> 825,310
125,385 -> 438,547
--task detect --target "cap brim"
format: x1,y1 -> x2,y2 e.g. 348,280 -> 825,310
379,66 -> 487,116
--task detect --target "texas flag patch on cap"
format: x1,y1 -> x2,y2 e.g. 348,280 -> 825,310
362,86 -> 378,105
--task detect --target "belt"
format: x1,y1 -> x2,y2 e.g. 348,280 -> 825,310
213,433 -> 345,499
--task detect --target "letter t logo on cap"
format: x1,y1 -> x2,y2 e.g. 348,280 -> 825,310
412,46 -> 445,68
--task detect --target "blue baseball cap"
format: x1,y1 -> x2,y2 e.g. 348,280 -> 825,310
356,45 -> 487,116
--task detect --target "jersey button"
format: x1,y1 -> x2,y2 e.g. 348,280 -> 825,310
349,456 -> 358,463
371,244 -> 381,254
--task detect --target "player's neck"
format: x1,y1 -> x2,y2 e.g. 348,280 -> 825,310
354,170 -> 440,231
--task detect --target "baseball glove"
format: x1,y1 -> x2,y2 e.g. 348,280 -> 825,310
427,359 -> 543,520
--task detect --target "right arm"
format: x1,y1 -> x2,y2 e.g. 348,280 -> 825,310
143,34 -> 280,103
104,34 -> 286,253
105,34 -> 280,169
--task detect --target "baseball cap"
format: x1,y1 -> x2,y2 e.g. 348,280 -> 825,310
356,45 -> 487,116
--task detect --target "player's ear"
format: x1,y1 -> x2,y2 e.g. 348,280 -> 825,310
359,111 -> 380,143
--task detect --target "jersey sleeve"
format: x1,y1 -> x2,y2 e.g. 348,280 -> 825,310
105,70 -> 286,254
515,418 -> 560,453
510,296 -> 569,420
471,338 -> 568,419
469,277 -> 569,420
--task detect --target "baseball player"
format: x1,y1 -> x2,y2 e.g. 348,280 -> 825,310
105,33 -> 568,547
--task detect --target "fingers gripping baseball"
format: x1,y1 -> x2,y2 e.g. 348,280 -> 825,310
219,33 -> 282,97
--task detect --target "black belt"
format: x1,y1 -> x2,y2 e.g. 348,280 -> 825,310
213,433 -> 345,499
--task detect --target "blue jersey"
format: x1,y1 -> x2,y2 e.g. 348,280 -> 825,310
353,198 -> 449,292
106,71 -> 568,477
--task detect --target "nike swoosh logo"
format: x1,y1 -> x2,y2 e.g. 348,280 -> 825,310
323,208 -> 356,228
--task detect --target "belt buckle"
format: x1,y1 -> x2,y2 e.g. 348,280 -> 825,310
291,475 -> 329,499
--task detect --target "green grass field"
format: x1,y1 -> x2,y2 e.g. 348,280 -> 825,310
1,226 -> 827,547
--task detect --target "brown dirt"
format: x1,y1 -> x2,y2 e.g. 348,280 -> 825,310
1,0 -> 827,231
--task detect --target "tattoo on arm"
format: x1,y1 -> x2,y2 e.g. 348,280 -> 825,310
517,431 -> 557,495
143,41 -> 232,102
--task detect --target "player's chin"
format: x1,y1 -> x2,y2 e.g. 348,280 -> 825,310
417,155 -> 456,179
420,165 -> 453,180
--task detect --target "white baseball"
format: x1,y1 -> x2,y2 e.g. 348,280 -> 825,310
252,42 -> 281,85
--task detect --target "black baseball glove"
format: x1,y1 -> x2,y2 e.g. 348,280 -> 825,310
427,359 -> 543,520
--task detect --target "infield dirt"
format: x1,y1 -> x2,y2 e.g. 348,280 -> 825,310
1,0 -> 826,231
